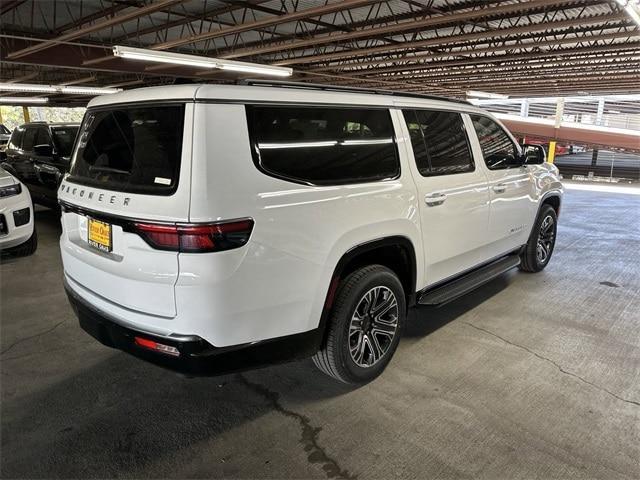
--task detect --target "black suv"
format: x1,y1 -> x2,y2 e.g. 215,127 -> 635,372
1,122 -> 80,208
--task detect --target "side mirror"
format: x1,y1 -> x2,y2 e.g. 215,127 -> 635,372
33,144 -> 53,157
521,144 -> 546,165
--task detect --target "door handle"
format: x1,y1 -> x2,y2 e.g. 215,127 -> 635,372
425,193 -> 447,206
492,183 -> 507,194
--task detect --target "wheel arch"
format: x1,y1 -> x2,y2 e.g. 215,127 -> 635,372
316,236 -> 417,346
541,192 -> 562,216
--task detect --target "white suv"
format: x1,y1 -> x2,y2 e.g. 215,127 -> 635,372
59,81 -> 562,384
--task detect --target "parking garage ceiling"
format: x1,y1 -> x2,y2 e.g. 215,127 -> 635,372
1,0 -> 639,105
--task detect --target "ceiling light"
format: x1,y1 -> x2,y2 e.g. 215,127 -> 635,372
217,59 -> 293,77
0,97 -> 49,104
0,82 -> 57,93
0,82 -> 121,96
113,46 -> 217,69
113,45 -> 293,77
615,0 -> 640,26
60,86 -> 121,95
466,90 -> 509,99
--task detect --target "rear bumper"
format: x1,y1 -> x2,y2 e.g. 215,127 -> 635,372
65,279 -> 322,376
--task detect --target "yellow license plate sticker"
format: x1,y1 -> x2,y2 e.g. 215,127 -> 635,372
88,218 -> 112,252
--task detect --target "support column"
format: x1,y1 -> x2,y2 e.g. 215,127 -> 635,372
22,106 -> 30,123
0,106 -> 3,124
548,99 -> 564,164
548,141 -> 557,164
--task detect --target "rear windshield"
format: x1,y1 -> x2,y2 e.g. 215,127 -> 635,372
0,125 -> 9,134
51,126 -> 79,157
68,105 -> 185,195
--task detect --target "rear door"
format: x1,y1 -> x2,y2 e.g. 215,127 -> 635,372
399,108 -> 490,286
59,103 -> 193,318
467,114 -> 536,257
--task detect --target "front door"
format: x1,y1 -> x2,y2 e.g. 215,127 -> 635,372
467,114 -> 537,258
398,108 -> 490,287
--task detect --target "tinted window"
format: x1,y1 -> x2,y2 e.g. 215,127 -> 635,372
402,110 -> 429,175
403,110 -> 473,176
247,106 -> 399,185
21,127 -> 37,151
51,126 -> 79,157
8,126 -> 24,150
0,125 -> 10,134
69,105 -> 185,195
470,115 -> 519,170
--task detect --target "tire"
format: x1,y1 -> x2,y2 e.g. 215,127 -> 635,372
312,265 -> 406,384
10,228 -> 38,257
520,205 -> 557,272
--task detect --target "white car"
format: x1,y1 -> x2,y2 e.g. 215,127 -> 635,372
0,124 -> 11,151
59,81 -> 562,383
0,166 -> 37,256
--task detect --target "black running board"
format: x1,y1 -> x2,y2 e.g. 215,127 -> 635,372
418,254 -> 521,306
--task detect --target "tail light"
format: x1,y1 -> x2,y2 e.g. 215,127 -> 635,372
134,336 -> 180,356
132,219 -> 254,253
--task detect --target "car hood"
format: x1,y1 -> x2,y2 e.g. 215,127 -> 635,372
0,168 -> 19,188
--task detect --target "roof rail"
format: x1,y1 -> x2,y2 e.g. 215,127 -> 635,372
237,79 -> 470,105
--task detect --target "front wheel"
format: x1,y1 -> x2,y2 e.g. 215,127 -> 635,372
312,265 -> 406,384
520,205 -> 557,272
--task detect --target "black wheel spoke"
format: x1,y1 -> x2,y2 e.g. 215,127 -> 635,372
349,286 -> 399,368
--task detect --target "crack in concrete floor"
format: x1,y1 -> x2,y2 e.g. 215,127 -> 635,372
464,322 -> 640,408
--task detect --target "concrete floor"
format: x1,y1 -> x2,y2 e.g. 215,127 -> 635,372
1,184 -> 639,479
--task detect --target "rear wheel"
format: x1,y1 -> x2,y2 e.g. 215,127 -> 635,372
520,205 -> 557,272
313,265 -> 406,384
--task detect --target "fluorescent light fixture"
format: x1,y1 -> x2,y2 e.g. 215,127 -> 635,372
0,82 -> 121,96
608,110 -> 622,114
217,59 -> 293,77
0,82 -> 57,93
615,0 -> 640,26
60,86 -> 121,95
113,45 -> 217,68
0,97 -> 49,104
467,90 -> 509,99
113,45 -> 293,77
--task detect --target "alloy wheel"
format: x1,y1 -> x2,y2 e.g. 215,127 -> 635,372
348,286 -> 399,368
536,214 -> 555,264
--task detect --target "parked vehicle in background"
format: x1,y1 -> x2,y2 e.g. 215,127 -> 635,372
0,166 -> 36,256
0,124 -> 11,152
1,122 -> 80,208
59,82 -> 563,384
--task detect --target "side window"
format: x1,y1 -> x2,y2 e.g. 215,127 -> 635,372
21,127 -> 37,152
246,105 -> 399,185
402,110 -> 429,175
470,115 -> 519,170
402,109 -> 474,176
8,126 -> 24,151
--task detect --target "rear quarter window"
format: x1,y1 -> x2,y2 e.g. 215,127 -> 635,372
246,105 -> 399,186
68,104 -> 185,195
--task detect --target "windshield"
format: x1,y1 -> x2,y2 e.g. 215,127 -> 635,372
0,125 -> 10,135
68,105 -> 185,195
51,126 -> 79,157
